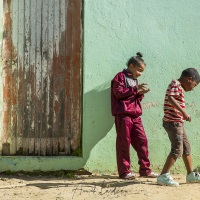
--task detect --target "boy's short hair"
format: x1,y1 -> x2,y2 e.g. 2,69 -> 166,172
181,68 -> 200,83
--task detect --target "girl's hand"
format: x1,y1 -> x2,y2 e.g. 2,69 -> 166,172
138,83 -> 150,95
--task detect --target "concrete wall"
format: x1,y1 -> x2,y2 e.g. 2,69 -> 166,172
83,0 -> 200,174
0,0 -> 200,174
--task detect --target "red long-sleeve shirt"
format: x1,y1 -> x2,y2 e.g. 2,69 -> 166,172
111,69 -> 144,117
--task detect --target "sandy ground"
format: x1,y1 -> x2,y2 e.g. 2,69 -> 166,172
0,172 -> 199,200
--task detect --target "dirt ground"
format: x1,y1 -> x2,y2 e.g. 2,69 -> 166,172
0,171 -> 199,200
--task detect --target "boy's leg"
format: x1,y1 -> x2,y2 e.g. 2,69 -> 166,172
182,137 -> 199,183
115,115 -> 133,178
157,121 -> 184,186
161,125 -> 193,175
130,117 -> 151,176
160,121 -> 184,175
182,128 -> 193,174
161,154 -> 177,174
182,154 -> 193,174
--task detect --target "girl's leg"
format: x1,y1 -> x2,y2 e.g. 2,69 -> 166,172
115,115 -> 133,178
130,117 -> 151,176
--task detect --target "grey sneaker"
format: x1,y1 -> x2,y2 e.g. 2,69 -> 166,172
186,172 -> 200,183
142,172 -> 159,178
157,173 -> 179,186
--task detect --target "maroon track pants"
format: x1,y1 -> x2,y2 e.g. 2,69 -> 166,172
115,114 -> 151,178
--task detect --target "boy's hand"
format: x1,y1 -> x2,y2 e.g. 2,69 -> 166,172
168,95 -> 191,122
183,112 -> 191,122
138,83 -> 150,95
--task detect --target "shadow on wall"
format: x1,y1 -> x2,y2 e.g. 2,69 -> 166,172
82,84 -> 114,164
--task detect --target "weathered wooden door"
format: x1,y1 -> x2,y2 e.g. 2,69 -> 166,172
2,0 -> 82,156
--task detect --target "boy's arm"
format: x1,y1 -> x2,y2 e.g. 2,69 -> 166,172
168,95 -> 191,121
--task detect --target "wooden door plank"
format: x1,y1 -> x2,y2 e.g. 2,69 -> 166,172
70,0 -> 82,151
66,0 -> 82,152
52,0 -> 60,156
40,0 -> 49,156
10,0 -> 18,155
2,0 -> 12,155
64,0 -> 73,155
16,0 -> 25,155
57,0 -> 66,155
28,0 -> 37,155
22,0 -> 31,155
34,0 -> 42,156
46,0 -> 54,156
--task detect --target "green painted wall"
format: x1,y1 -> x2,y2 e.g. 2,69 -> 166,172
83,0 -> 200,174
0,0 -> 200,174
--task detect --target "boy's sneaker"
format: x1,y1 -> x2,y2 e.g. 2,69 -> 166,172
123,172 -> 136,179
157,173 -> 179,186
141,172 -> 159,178
186,172 -> 200,183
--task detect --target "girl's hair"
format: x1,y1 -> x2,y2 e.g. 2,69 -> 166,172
181,68 -> 200,83
127,52 -> 146,67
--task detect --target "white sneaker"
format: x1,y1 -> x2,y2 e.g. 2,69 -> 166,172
141,172 -> 159,178
157,173 -> 179,186
123,172 -> 136,179
186,172 -> 200,183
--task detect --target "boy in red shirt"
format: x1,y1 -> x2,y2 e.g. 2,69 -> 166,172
157,68 -> 200,186
111,52 -> 158,179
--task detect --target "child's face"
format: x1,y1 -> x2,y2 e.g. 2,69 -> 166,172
128,63 -> 145,79
183,78 -> 198,92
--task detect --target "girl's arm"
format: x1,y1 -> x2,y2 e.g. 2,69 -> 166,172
112,75 -> 139,100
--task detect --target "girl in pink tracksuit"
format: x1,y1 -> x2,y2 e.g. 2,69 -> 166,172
111,52 -> 158,179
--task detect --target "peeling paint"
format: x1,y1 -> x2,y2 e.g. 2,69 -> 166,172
2,0 -> 82,156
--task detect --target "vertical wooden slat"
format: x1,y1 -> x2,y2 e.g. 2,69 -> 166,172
35,0 -> 42,156
40,0 -> 48,156
2,0 -> 12,155
46,0 -> 54,156
57,0 -> 66,155
70,0 -> 82,151
65,0 -> 72,155
62,0 -> 70,155
66,0 -> 82,152
29,0 -> 37,155
52,0 -> 60,155
10,0 -> 18,155
22,0 -> 31,155
16,0 -> 25,155
71,0 -> 82,151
